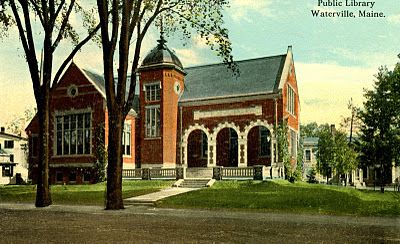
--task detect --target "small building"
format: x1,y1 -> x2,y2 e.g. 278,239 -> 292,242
302,137 -> 319,180
303,135 -> 365,186
26,37 -> 300,183
0,127 -> 28,184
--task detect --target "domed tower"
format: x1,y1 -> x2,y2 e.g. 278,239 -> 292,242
138,36 -> 185,168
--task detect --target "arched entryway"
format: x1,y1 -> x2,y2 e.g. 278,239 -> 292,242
187,129 -> 208,167
216,128 -> 238,167
247,126 -> 272,166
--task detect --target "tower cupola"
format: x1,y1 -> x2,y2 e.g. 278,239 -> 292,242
139,36 -> 185,74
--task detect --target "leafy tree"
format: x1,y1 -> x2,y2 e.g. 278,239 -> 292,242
316,125 -> 334,184
307,167 -> 318,183
0,1 -> 100,207
300,122 -> 319,138
357,61 -> 400,193
317,125 -> 359,185
294,134 -> 304,182
340,98 -> 361,144
95,0 -> 237,209
6,107 -> 36,135
276,121 -> 291,180
333,131 -> 358,185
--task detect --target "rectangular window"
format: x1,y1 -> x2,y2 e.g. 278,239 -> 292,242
9,154 -> 14,162
290,129 -> 297,157
83,171 -> 91,182
122,123 -> 131,156
145,106 -> 160,138
2,166 -> 12,177
145,83 -> 161,101
30,136 -> 38,157
69,171 -> 76,182
56,113 -> 91,155
259,127 -> 271,157
4,140 -> 14,149
287,85 -> 295,115
201,132 -> 208,158
305,149 -> 311,161
56,171 -> 63,183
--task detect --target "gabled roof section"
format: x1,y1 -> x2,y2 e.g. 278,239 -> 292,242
278,46 -> 294,90
179,52 -> 287,102
70,63 -> 140,114
0,131 -> 27,140
303,137 -> 319,146
79,67 -> 106,98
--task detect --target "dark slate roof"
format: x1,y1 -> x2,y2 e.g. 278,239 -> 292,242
82,69 -> 106,96
82,68 -> 140,112
180,54 -> 286,102
0,132 -> 26,141
303,137 -> 319,146
140,37 -> 184,72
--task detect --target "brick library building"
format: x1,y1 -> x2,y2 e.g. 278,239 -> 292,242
26,37 -> 300,184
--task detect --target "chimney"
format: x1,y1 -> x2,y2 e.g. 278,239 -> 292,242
0,127 -> 5,133
330,124 -> 336,135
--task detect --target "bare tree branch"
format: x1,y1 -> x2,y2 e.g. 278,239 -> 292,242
128,0 -> 142,41
27,0 -> 45,26
49,0 -> 55,23
52,0 -> 76,50
54,0 -> 66,22
124,0 -> 163,116
52,23 -> 101,87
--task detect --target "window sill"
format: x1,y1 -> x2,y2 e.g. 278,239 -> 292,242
52,154 -> 93,158
144,137 -> 161,140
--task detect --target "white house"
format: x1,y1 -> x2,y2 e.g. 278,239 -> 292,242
0,126 -> 28,184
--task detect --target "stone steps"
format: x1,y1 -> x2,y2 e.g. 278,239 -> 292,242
186,168 -> 213,179
178,179 -> 212,188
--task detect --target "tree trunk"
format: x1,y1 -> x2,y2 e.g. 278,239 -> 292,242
380,163 -> 385,193
105,109 -> 124,210
35,96 -> 52,207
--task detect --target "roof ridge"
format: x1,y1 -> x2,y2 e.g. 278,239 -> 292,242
184,54 -> 287,70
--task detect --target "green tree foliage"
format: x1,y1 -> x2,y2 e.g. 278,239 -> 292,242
276,121 -> 291,180
357,61 -> 400,192
334,131 -> 358,184
316,125 -> 358,184
95,0 -> 237,209
0,0 -> 100,207
294,135 -> 304,182
300,122 -> 319,138
307,167 -> 318,183
316,125 -> 334,184
94,123 -> 107,183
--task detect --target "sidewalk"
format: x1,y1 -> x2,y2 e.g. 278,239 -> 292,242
124,187 -> 200,205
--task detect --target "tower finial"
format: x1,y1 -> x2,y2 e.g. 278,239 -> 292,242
157,14 -> 166,48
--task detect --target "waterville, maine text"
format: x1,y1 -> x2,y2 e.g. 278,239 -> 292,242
311,0 -> 385,18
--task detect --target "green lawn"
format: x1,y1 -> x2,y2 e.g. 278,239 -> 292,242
0,180 -> 173,206
158,180 -> 400,217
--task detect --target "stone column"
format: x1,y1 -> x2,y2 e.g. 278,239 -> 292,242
181,142 -> 188,168
238,138 -> 247,167
253,165 -> 265,180
210,142 -> 217,166
176,166 -> 186,179
207,142 -> 215,167
213,166 -> 223,180
142,168 -> 151,180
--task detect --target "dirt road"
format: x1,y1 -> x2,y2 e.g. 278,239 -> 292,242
0,203 -> 399,243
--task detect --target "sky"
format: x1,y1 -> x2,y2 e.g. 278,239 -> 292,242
0,0 -> 399,130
